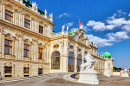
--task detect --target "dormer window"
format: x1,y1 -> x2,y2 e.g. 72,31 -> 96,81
5,10 -> 13,22
24,19 -> 30,29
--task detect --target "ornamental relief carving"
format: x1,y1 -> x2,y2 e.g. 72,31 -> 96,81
38,43 -> 44,48
4,62 -> 15,67
4,33 -> 15,40
5,5 -> 13,12
23,39 -> 32,45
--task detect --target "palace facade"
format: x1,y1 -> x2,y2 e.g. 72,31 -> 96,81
0,0 -> 114,78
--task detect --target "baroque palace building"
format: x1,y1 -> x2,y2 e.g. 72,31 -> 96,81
0,0 -> 114,78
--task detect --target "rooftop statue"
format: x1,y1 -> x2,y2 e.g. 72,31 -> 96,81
62,25 -> 65,32
32,2 -> 37,8
45,9 -> 47,15
67,25 -> 69,31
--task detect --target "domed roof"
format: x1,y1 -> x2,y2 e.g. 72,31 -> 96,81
103,52 -> 112,59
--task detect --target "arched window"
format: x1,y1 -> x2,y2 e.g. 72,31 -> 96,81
68,52 -> 75,72
77,54 -> 82,72
51,51 -> 60,69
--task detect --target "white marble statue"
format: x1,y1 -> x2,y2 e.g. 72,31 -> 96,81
122,68 -> 129,77
32,2 -> 37,8
80,54 -> 96,72
67,25 -> 69,31
78,54 -> 99,84
62,25 -> 65,32
49,13 -> 53,18
45,9 -> 47,15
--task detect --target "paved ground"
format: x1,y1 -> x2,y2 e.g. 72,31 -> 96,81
0,73 -> 130,86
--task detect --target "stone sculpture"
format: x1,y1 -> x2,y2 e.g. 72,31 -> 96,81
78,54 -> 99,84
62,25 -> 65,32
80,54 -> 95,72
67,25 -> 69,31
122,68 -> 129,77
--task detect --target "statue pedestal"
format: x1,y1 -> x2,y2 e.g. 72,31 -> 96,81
122,73 -> 129,77
78,71 -> 99,84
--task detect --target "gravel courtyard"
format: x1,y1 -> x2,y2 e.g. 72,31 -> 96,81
0,73 -> 130,86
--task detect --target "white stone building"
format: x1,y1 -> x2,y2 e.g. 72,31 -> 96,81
0,0 -> 114,79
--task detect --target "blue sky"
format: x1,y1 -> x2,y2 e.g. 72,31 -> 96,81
30,0 -> 130,69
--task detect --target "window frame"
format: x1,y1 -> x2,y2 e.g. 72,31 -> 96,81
4,39 -> 12,55
24,18 -> 30,29
4,66 -> 12,73
39,25 -> 43,34
5,9 -> 13,22
23,67 -> 29,74
38,47 -> 43,59
24,44 -> 30,58
51,51 -> 60,69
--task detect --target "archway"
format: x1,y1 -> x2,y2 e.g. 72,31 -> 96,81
68,52 -> 75,72
51,51 -> 60,69
77,54 -> 82,72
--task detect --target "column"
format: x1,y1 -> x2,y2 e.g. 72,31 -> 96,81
74,45 -> 78,72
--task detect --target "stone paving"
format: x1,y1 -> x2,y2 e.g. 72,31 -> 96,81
0,73 -> 130,86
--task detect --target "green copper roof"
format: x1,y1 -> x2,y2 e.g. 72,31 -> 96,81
103,52 -> 112,58
23,0 -> 45,16
69,31 -> 75,36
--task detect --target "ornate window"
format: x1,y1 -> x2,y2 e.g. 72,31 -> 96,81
68,52 -> 75,72
24,18 -> 30,29
51,51 -> 60,69
38,48 -> 43,59
24,44 -> 30,57
4,66 -> 12,73
5,10 -> 13,22
39,26 -> 43,34
77,54 -> 82,72
23,67 -> 29,73
4,39 -> 12,55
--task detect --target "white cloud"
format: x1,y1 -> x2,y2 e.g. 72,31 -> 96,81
87,20 -> 106,31
87,31 -> 129,47
122,20 -> 130,32
107,18 -> 127,27
86,10 -> 130,31
86,20 -> 115,31
106,31 -> 129,39
87,34 -> 113,47
117,10 -> 127,15
128,13 -> 130,17
65,22 -> 74,27
58,13 -> 71,18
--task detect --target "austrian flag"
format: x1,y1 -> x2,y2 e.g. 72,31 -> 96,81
79,19 -> 81,28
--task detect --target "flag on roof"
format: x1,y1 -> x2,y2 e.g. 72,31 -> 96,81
79,19 -> 81,28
